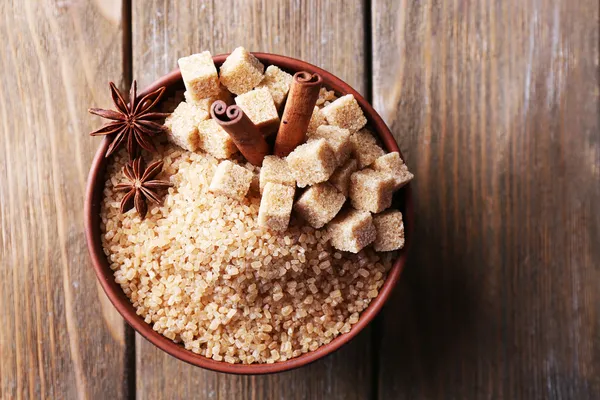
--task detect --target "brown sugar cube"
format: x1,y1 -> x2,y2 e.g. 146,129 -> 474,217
308,125 -> 352,166
349,169 -> 395,213
197,119 -> 239,159
258,182 -> 295,232
350,129 -> 386,168
321,94 -> 367,132
286,139 -> 337,188
209,160 -> 253,201
259,155 -> 296,194
219,47 -> 264,95
329,158 -> 358,196
373,210 -> 405,252
178,51 -> 220,101
237,160 -> 261,194
327,209 -> 376,253
372,152 -> 414,190
164,102 -> 209,151
185,86 -> 233,112
307,106 -> 327,136
294,182 -> 346,229
256,65 -> 293,109
234,87 -> 281,135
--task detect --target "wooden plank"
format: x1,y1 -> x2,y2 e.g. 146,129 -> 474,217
372,0 -> 600,398
133,0 -> 366,92
0,0 -> 132,398
132,1 -> 372,399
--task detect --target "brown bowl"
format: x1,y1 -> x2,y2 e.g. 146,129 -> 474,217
85,53 -> 413,374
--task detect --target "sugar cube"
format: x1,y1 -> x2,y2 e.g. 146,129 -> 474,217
178,51 -> 220,101
164,102 -> 208,151
321,94 -> 367,132
256,65 -> 293,109
294,182 -> 346,229
259,155 -> 296,194
234,87 -> 280,135
327,209 -> 376,253
184,86 -> 233,112
209,160 -> 253,201
258,183 -> 295,232
350,129 -> 386,168
373,210 -> 405,252
219,47 -> 264,95
349,169 -> 395,213
307,106 -> 327,136
309,125 -> 352,165
372,152 -> 414,190
197,119 -> 238,159
286,139 -> 337,188
329,158 -> 358,196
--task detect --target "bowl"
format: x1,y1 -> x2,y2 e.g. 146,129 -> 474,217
84,53 -> 413,374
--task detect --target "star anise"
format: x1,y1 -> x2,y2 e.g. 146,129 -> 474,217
89,80 -> 170,158
115,158 -> 173,219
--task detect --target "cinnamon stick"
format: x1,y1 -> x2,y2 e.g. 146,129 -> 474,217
274,71 -> 323,157
211,100 -> 270,166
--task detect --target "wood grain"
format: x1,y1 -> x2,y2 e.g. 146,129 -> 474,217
2,0 -> 599,398
372,0 -> 600,398
0,0 -> 132,399
132,1 -> 371,399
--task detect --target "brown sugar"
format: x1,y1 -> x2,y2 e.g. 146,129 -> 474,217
309,125 -> 352,166
327,208 -> 376,253
316,87 -> 337,107
259,155 -> 296,193
349,169 -> 395,213
234,87 -> 280,135
178,51 -> 221,101
321,94 -> 367,132
258,182 -> 295,232
286,139 -> 337,188
307,106 -> 327,136
294,182 -> 346,229
373,210 -> 405,251
329,158 -> 358,197
371,152 -> 414,190
197,119 -> 239,159
256,65 -> 293,109
164,102 -> 208,152
350,129 -> 386,168
209,160 -> 253,201
185,86 -> 233,112
219,47 -> 264,95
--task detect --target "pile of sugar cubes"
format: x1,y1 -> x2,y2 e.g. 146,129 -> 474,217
165,47 -> 413,253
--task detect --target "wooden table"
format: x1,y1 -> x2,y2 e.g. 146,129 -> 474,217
1,1 -> 598,399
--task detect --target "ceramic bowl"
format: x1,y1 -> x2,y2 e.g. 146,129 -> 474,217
85,53 -> 413,374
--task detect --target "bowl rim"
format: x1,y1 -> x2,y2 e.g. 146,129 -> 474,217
84,52 -> 414,374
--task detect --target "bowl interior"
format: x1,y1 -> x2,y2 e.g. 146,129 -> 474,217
85,53 -> 413,374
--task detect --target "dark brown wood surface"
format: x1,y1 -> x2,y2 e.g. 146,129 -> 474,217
0,0 -> 598,399
373,1 -> 600,399
0,0 -> 131,399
